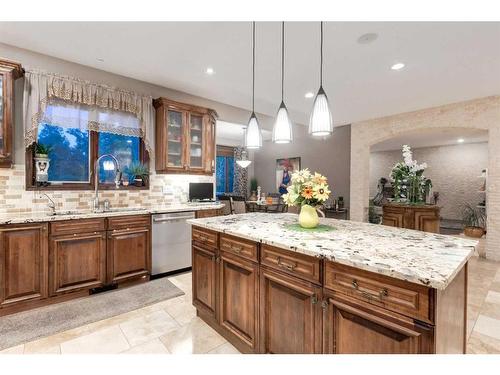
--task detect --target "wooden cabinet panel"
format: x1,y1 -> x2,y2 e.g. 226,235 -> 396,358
107,215 -> 150,231
49,232 -> 106,295
323,292 -> 434,354
220,234 -> 258,262
0,59 -> 23,168
0,223 -> 48,306
192,227 -> 218,250
260,244 -> 321,284
382,211 -> 404,228
383,204 -> 440,233
324,261 -> 432,323
192,244 -> 217,317
107,227 -> 151,284
414,211 -> 440,233
219,252 -> 259,352
195,209 -> 221,219
153,97 -> 217,175
259,267 -> 322,354
50,218 -> 105,236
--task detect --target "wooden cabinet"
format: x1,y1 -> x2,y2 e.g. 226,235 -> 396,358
0,223 -> 48,307
383,203 -> 440,233
107,226 -> 151,284
259,267 -> 322,354
219,251 -> 259,352
192,244 -> 217,317
49,232 -> 106,295
322,292 -> 434,354
195,208 -> 222,219
153,97 -> 217,175
0,59 -> 23,168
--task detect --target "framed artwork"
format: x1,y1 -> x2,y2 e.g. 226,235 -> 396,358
276,157 -> 301,194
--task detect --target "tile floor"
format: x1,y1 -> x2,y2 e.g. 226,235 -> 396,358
1,256 -> 500,354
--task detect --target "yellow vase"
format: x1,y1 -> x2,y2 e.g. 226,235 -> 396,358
299,204 -> 319,229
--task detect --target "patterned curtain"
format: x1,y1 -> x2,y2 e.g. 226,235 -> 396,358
233,146 -> 248,198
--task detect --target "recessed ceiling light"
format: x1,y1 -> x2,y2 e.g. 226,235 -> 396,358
96,58 -> 104,62
305,92 -> 314,98
391,62 -> 405,71
205,67 -> 215,75
457,138 -> 465,143
357,33 -> 378,44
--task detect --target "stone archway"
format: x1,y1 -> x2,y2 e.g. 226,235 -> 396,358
349,96 -> 500,260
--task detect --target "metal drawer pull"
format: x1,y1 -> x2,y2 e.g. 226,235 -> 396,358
352,279 -> 389,301
197,235 -> 208,242
230,245 -> 243,253
277,256 -> 297,271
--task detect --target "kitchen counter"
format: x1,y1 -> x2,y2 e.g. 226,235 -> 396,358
0,203 -> 224,225
187,212 -> 476,289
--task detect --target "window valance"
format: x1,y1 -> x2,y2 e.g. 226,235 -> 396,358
23,70 -> 154,153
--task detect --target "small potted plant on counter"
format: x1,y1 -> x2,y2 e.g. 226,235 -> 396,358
461,203 -> 486,238
34,142 -> 52,184
126,162 -> 149,187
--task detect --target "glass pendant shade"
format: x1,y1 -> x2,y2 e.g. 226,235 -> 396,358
272,102 -> 293,143
308,86 -> 333,137
245,112 -> 262,149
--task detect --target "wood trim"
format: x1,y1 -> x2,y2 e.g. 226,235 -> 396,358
25,131 -> 150,191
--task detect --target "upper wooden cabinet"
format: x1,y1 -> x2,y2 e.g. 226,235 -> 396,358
0,58 -> 23,168
153,97 -> 217,175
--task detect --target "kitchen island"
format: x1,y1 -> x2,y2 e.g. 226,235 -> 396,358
188,213 -> 477,354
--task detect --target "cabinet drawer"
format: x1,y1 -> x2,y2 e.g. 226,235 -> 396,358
260,244 -> 321,284
192,227 -> 218,250
107,215 -> 150,230
324,261 -> 433,323
220,234 -> 258,262
50,218 -> 105,236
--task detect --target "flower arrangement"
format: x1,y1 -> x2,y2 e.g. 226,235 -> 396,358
390,145 -> 431,204
282,168 -> 331,207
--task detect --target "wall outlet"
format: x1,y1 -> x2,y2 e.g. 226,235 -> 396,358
163,186 -> 173,194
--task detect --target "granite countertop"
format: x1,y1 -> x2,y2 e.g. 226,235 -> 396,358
0,203 -> 224,225
187,213 -> 477,290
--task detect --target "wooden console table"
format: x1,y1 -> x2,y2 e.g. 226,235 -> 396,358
382,203 -> 440,233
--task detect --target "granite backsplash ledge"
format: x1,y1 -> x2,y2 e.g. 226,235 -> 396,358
0,165 -> 214,214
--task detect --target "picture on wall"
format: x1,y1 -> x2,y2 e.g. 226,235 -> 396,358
276,157 -> 301,195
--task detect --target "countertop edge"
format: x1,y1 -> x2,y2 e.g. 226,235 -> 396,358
187,219 -> 476,290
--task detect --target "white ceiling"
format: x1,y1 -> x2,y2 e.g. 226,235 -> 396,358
371,128 -> 489,152
1,22 -> 499,127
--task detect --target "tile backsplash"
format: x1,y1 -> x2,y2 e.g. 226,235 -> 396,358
0,165 -> 214,215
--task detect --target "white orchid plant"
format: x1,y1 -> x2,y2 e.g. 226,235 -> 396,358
281,168 -> 331,207
390,145 -> 431,204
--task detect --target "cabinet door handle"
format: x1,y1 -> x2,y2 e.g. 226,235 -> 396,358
277,256 -> 297,271
379,288 -> 389,299
352,279 -> 359,289
311,295 -> 318,305
231,245 -> 243,253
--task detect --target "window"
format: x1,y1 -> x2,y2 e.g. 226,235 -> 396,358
28,101 -> 148,190
216,146 -> 235,196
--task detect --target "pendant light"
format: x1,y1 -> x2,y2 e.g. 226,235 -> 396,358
236,149 -> 252,168
272,22 -> 293,144
309,22 -> 333,137
245,21 -> 263,149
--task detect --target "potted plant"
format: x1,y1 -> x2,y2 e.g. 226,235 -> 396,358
282,168 -> 331,229
126,162 -> 149,187
249,177 -> 258,201
34,143 -> 52,183
461,203 -> 486,238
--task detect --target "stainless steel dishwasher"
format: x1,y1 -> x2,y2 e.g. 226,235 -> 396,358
152,211 -> 196,276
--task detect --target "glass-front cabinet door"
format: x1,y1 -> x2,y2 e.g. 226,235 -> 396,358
0,59 -> 23,168
188,113 -> 204,170
165,108 -> 185,170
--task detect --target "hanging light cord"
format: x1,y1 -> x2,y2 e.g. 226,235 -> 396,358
320,21 -> 324,87
281,21 -> 285,102
252,21 -> 256,113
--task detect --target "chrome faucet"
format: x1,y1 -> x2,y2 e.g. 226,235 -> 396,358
42,193 -> 56,215
92,154 -> 121,212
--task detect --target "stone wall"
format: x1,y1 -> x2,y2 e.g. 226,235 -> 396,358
350,96 -> 500,260
0,165 -> 212,215
370,142 -> 488,221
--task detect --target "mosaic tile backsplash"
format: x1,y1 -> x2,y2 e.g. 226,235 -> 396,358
0,165 -> 214,215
